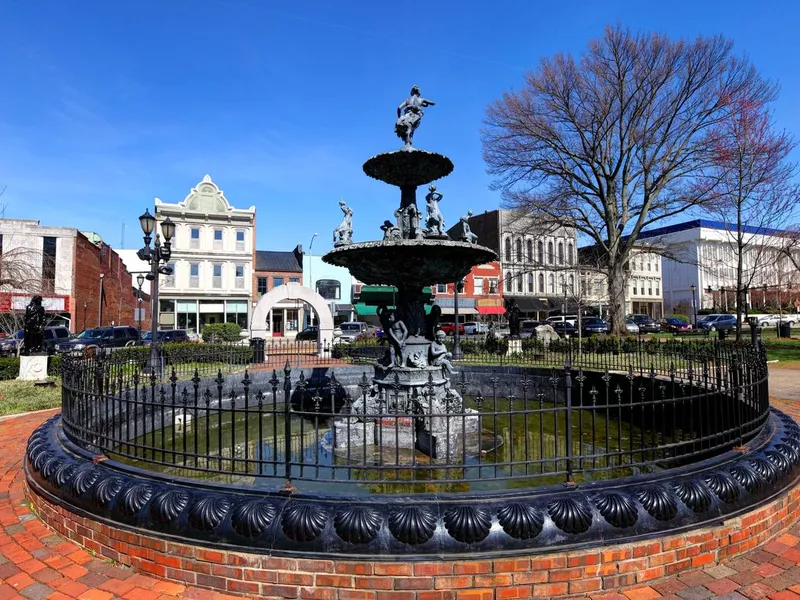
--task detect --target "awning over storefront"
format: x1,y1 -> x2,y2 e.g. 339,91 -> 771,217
358,285 -> 433,304
354,303 -> 434,316
507,296 -> 551,312
477,305 -> 506,315
334,303 -> 354,314
433,297 -> 478,316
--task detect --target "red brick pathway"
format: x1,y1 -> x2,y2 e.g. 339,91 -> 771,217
1,401 -> 800,599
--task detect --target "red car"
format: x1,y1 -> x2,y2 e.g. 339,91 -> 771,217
662,317 -> 693,333
440,322 -> 466,335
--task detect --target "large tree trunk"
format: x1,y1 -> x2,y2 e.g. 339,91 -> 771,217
607,264 -> 629,336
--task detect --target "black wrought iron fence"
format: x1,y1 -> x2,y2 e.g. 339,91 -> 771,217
59,340 -> 769,492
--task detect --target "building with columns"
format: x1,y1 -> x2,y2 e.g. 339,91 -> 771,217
153,175 -> 255,336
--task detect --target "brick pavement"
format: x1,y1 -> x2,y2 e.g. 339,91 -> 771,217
1,400 -> 800,599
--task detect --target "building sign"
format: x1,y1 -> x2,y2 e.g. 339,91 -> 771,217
8,295 -> 68,312
476,298 -> 502,308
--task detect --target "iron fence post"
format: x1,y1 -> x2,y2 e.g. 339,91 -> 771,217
283,360 -> 293,486
564,359 -> 574,484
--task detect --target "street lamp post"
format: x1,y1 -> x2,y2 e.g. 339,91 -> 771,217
98,274 -> 105,326
136,209 -> 175,376
136,274 -> 145,335
452,280 -> 465,360
690,284 -> 697,326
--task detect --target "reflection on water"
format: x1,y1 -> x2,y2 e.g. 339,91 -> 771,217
117,399 -> 659,495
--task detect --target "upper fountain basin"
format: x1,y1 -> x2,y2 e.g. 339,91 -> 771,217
363,147 -> 454,188
323,239 -> 497,288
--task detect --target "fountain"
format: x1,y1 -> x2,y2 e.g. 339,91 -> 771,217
323,86 -> 496,459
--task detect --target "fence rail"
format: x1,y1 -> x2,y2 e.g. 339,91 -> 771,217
59,340 -> 770,493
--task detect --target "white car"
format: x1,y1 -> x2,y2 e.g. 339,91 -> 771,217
463,322 -> 488,335
625,320 -> 640,334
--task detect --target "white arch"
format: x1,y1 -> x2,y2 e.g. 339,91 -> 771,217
250,282 -> 334,355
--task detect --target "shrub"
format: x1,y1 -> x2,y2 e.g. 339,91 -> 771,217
485,335 -> 508,355
201,323 -> 242,343
0,357 -> 20,380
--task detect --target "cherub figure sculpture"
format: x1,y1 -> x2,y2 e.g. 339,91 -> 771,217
333,200 -> 353,246
458,210 -> 479,244
377,305 -> 408,367
380,219 -> 401,241
424,185 -> 446,237
395,86 -> 436,146
429,330 -> 455,376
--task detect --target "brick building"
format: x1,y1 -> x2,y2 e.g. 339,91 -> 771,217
432,261 -> 505,323
253,248 -> 304,336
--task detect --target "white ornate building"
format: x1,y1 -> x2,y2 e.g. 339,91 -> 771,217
153,175 -> 255,335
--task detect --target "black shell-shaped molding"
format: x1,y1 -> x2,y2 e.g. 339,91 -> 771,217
150,491 -> 189,525
26,437 -> 46,462
92,476 -> 124,506
41,456 -> 63,480
496,502 -> 543,540
231,500 -> 276,538
780,438 -> 800,456
333,506 -> 382,544
775,443 -> 800,465
281,503 -> 327,542
31,447 -> 53,473
188,496 -> 230,531
53,463 -> 77,487
67,467 -> 99,498
443,506 -> 491,544
388,506 -> 437,545
766,450 -> 792,476
704,472 -> 740,503
750,457 -> 779,483
674,480 -> 714,513
547,497 -> 592,534
117,483 -> 153,516
595,493 -> 639,528
637,486 -> 678,521
730,464 -> 763,494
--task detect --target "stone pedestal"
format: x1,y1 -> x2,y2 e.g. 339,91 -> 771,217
18,355 -> 49,381
507,338 -> 523,356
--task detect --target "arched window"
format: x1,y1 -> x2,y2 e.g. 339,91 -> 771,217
506,271 -> 513,293
537,241 -> 544,264
568,274 -> 575,294
316,279 -> 341,300
527,273 -> 534,292
538,273 -> 545,293
527,240 -> 533,262
547,241 -> 554,264
558,242 -> 564,265
567,243 -> 574,266
559,274 -> 565,293
515,238 -> 523,262
548,274 -> 555,294
516,273 -> 523,292
504,238 -> 512,262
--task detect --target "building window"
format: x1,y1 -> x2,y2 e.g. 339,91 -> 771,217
212,264 -> 222,288
488,278 -> 498,294
547,241 -> 554,264
504,238 -> 512,262
190,227 -> 200,249
656,284 -> 660,295
655,261 -> 659,272
568,274 -> 575,294
189,263 -> 199,288
515,238 -> 523,262
289,277 -> 300,283
537,241 -> 544,264
236,230 -> 245,251
176,300 -> 197,332
274,276 -> 284,287
225,300 -> 249,330
526,240 -> 533,262
538,273 -> 544,293
527,273 -> 534,293
548,274 -> 555,294
163,263 -> 175,287
213,229 -> 223,251
257,277 -> 267,296
235,265 -> 245,289
557,242 -> 564,265
436,283 -> 447,294
505,272 -> 512,293
474,278 -> 484,295
42,236 -> 57,293
567,243 -> 574,266
516,273 -> 523,293
316,279 -> 340,300
648,283 -> 653,295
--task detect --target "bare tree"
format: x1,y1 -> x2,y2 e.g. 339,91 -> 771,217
482,25 -> 773,335
0,247 -> 58,348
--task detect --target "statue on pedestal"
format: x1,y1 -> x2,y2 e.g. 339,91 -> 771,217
395,86 -> 436,147
394,205 -> 423,240
429,330 -> 455,376
380,220 -> 402,241
458,210 -> 479,244
378,306 -> 408,367
424,186 -> 447,237
505,299 -> 522,338
22,296 -> 46,356
333,200 -> 353,246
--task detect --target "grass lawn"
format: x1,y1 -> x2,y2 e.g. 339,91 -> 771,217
0,379 -> 61,417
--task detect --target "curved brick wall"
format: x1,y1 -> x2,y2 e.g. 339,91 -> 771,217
27,480 -> 800,599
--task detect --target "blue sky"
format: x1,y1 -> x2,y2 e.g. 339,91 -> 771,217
2,1 -> 799,254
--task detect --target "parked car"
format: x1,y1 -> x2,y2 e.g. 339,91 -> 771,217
440,322 -> 466,336
0,326 -> 70,356
581,317 -> 609,336
756,314 -> 797,327
56,326 -> 140,355
489,324 -> 511,338
546,315 -> 579,326
625,319 -> 640,334
141,329 -> 191,346
662,317 -> 693,333
696,314 -> 737,332
337,322 -> 377,343
630,314 -> 661,333
0,330 -> 25,356
552,321 -> 578,338
295,326 -> 320,341
518,320 -> 543,339
462,321 -> 488,335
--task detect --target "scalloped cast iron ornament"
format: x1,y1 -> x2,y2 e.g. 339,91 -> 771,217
231,500 -> 277,538
188,496 -> 230,531
637,486 -> 678,521
53,463 -> 77,487
92,476 -> 124,507
750,457 -> 779,483
41,456 -> 63,480
496,502 -> 544,540
595,493 -> 639,529
281,503 -> 327,542
704,472 -> 740,504
766,450 -> 792,476
547,497 -> 592,534
29,448 -> 51,472
674,480 -> 714,513
118,483 -> 153,516
333,506 -> 383,544
388,506 -> 437,545
67,467 -> 99,498
150,490 -> 189,525
775,443 -> 800,465
443,506 -> 491,544
730,464 -> 763,494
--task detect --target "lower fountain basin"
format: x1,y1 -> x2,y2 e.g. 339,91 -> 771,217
323,239 -> 497,287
